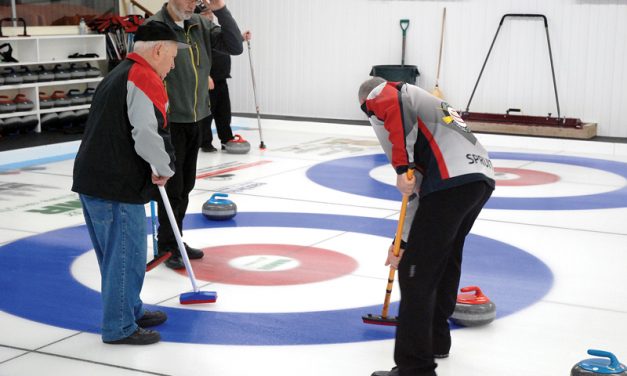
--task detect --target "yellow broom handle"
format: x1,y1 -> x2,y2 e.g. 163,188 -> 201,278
382,168 -> 415,318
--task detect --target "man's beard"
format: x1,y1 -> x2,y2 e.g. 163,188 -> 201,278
172,6 -> 193,20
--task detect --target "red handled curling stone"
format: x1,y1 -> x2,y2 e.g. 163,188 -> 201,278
572,350 -> 627,376
450,286 -> 496,327
202,193 -> 237,221
225,134 -> 251,154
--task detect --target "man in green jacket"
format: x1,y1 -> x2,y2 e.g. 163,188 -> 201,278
148,0 -> 244,269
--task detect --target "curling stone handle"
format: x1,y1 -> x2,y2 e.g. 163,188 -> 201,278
209,193 -> 230,203
587,349 -> 621,369
460,285 -> 486,298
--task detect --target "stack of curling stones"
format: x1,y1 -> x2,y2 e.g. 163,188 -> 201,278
202,193 -> 237,221
450,285 -> 496,327
572,350 -> 626,376
225,134 -> 251,154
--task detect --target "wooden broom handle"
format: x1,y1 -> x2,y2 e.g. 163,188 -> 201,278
382,168 -> 415,317
435,8 -> 447,84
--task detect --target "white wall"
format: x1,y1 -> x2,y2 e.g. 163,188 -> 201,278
219,0 -> 627,137
123,0 -> 627,137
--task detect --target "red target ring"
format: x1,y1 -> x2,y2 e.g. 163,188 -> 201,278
494,167 -> 560,186
181,244 -> 359,286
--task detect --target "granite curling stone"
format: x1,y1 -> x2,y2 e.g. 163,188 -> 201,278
225,134 -> 251,154
202,193 -> 237,220
450,285 -> 496,327
571,350 -> 627,376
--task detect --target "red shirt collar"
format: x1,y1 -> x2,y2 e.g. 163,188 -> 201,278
126,52 -> 158,76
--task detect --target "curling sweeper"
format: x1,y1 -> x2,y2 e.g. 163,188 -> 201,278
362,170 -> 414,326
153,167 -> 217,304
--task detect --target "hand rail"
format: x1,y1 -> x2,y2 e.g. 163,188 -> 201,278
130,0 -> 154,17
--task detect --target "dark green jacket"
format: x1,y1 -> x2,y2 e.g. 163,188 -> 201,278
149,4 -> 243,123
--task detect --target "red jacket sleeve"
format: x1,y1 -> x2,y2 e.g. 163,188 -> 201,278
366,82 -> 411,174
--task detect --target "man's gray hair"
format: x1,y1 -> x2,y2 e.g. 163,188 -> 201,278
132,40 -> 174,53
358,76 -> 386,103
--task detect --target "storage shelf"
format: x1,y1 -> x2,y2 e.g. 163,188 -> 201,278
0,77 -> 102,90
38,77 -> 103,87
0,109 -> 37,119
0,35 -> 105,133
39,104 -> 91,114
0,82 -> 37,89
0,57 -> 104,67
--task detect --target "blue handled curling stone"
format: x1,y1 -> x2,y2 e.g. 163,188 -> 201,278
450,285 -> 496,327
202,193 -> 237,220
572,350 -> 627,376
225,134 -> 251,154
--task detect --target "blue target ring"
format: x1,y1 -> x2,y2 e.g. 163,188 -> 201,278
0,212 -> 552,345
306,152 -> 627,210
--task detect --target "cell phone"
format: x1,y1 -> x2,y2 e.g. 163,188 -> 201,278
194,0 -> 208,14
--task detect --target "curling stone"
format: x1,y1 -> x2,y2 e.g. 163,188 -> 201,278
67,89 -> 87,105
225,134 -> 251,154
572,350 -> 627,376
39,92 -> 54,109
2,116 -> 21,134
202,193 -> 237,220
0,95 -> 16,113
18,66 -> 38,83
14,94 -> 34,112
37,65 -> 55,82
52,64 -> 71,81
19,115 -> 38,133
450,285 -> 496,327
74,108 -> 90,124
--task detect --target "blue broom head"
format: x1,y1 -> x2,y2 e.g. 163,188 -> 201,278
180,291 -> 218,304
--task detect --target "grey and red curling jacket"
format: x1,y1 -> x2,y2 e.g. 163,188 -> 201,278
72,53 -> 175,204
364,81 -> 495,241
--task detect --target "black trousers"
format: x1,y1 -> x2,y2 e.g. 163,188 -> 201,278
156,121 -> 200,254
394,181 -> 493,376
199,79 -> 233,147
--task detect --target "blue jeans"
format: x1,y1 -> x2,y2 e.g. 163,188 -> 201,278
79,194 -> 147,342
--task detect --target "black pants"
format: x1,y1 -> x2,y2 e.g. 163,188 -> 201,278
199,80 -> 233,148
394,181 -> 493,376
156,121 -> 200,254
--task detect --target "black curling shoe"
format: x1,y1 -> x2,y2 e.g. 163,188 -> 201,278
103,327 -> 160,345
184,243 -> 204,259
136,310 -> 167,328
164,255 -> 185,270
371,367 -> 399,376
